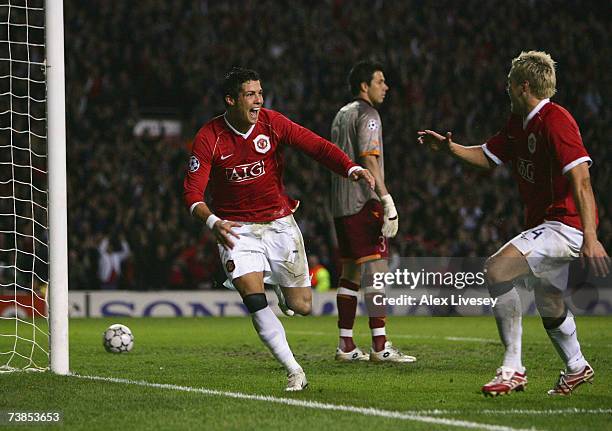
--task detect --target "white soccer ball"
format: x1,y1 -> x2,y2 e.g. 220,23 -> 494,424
102,324 -> 134,353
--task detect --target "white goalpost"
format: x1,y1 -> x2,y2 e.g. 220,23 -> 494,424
46,0 -> 68,375
0,0 -> 68,374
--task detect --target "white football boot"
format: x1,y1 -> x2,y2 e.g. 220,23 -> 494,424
272,284 -> 294,316
335,347 -> 370,362
286,368 -> 308,391
370,341 -> 416,363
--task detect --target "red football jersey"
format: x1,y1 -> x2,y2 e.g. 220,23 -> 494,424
184,108 -> 358,222
482,100 -> 594,230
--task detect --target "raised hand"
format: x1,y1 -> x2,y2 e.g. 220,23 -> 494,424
417,130 -> 453,152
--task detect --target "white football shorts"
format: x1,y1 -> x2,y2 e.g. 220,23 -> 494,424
218,214 -> 311,289
508,220 -> 582,290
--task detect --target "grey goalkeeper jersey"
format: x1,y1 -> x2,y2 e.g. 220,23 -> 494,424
331,99 -> 384,217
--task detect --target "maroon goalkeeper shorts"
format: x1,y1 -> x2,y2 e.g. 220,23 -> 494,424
334,199 -> 389,264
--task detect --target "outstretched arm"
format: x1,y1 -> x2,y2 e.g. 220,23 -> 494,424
567,162 -> 611,277
279,113 -> 375,189
417,130 -> 493,170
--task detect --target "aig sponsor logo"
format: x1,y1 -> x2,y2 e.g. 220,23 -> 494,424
225,160 -> 265,182
517,158 -> 535,183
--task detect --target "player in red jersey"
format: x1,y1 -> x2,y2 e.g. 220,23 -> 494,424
184,67 -> 374,391
418,51 -> 610,396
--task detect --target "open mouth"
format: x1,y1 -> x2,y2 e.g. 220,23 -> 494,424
248,107 -> 260,121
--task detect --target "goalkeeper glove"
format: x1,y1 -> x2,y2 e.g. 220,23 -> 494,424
380,194 -> 398,238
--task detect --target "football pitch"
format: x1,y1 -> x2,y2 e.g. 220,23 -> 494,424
2,316 -> 611,430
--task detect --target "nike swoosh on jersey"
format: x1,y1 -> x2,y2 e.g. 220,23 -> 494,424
220,154 -> 233,160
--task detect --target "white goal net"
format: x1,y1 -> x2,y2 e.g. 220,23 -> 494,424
0,0 -> 50,372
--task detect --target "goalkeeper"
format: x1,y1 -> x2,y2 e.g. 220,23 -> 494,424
330,60 -> 416,363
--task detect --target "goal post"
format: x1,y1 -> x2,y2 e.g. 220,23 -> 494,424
0,0 -> 68,374
46,0 -> 69,375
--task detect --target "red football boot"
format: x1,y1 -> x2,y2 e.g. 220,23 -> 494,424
482,366 -> 527,397
547,364 -> 594,396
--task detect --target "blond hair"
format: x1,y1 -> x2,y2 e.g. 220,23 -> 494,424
509,51 -> 557,99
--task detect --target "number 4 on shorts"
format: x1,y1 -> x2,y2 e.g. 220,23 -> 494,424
530,227 -> 546,240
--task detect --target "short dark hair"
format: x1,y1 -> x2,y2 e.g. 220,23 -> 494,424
223,67 -> 260,101
348,60 -> 385,96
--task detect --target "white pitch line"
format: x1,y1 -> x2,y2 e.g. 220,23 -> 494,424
444,336 -> 497,343
287,330 -> 436,340
287,330 -> 497,343
286,330 -> 609,348
70,374 -> 535,431
398,409 -> 612,416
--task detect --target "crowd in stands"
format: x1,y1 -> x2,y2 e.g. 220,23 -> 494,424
62,0 -> 610,290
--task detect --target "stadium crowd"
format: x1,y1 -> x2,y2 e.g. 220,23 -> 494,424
62,0 -> 610,290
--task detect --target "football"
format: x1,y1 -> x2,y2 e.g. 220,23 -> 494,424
102,324 -> 134,353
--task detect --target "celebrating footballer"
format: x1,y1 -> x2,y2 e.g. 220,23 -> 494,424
418,51 -> 611,396
184,67 -> 374,391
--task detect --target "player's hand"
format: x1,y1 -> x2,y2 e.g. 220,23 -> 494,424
580,235 -> 611,277
417,130 -> 453,152
212,220 -> 242,250
380,194 -> 399,238
350,168 -> 375,190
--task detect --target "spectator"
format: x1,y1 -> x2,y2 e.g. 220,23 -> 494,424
50,0 -> 610,289
308,255 -> 331,293
97,235 -> 131,290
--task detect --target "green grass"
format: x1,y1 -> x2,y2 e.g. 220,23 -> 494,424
1,316 -> 611,430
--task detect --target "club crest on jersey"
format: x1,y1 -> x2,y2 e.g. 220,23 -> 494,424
527,133 -> 537,154
226,260 -> 235,272
367,119 -> 379,131
188,156 -> 200,172
253,134 -> 271,154
225,160 -> 265,182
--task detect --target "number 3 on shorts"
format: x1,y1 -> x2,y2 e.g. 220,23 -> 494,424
378,235 -> 387,253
